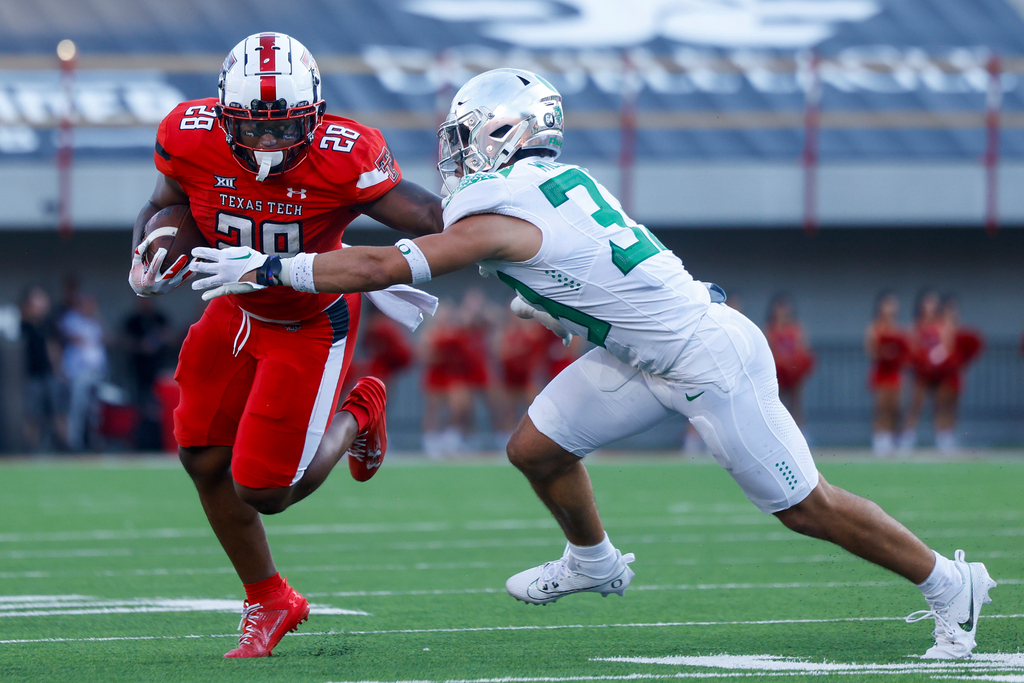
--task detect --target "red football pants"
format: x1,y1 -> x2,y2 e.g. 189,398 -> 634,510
173,293 -> 361,489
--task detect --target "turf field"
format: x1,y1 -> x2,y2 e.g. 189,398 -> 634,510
0,452 -> 1022,682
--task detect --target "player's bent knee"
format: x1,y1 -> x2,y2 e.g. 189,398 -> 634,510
774,479 -> 835,540
507,433 -> 578,482
505,430 -> 531,469
178,446 -> 232,485
234,482 -> 290,515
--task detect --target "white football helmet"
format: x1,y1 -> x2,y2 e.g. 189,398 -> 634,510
438,68 -> 563,193
217,32 -> 326,181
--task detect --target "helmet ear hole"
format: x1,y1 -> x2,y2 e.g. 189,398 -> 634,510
490,124 -> 512,138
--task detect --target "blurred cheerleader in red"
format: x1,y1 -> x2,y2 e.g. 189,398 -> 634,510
495,311 -> 548,445
864,291 -> 909,456
902,291 -> 983,454
766,294 -> 815,428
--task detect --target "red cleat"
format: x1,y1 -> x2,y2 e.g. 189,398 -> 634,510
340,376 -> 388,482
223,580 -> 310,658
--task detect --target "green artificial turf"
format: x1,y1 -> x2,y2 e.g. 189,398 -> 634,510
0,453 -> 1021,682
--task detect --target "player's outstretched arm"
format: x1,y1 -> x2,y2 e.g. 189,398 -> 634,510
192,214 -> 541,299
355,179 -> 444,237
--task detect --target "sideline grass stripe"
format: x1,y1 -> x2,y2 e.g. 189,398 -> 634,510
4,614 -> 1023,645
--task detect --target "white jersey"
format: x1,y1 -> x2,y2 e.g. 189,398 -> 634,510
442,159 -> 711,379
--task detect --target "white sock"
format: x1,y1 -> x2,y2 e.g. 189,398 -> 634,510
917,551 -> 963,606
898,428 -> 917,450
872,431 -> 894,456
936,430 -> 958,453
567,533 -> 617,577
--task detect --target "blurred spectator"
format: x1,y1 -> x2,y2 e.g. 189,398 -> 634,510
495,310 -> 547,445
421,305 -> 467,458
58,292 -> 108,451
864,291 -> 910,457
538,331 -> 583,383
452,289 -> 502,450
358,305 -> 415,385
19,286 -> 65,452
765,294 -> 815,428
122,297 -> 172,450
421,291 -> 506,457
902,289 -> 946,452
903,290 -> 984,454
55,273 -> 81,324
940,296 -> 984,451
939,295 -> 982,453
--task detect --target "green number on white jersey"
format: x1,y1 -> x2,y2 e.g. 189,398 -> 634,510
539,167 -> 666,275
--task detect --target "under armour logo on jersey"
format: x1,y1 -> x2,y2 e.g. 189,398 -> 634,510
214,175 -> 237,189
286,188 -> 307,199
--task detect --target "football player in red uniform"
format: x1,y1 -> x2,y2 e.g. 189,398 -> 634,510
127,33 -> 442,658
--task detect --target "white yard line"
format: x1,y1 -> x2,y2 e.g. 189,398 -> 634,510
2,613 -> 1023,645
306,579 -> 1024,598
0,548 -> 133,560
314,653 -> 1024,683
4,537 -> 1023,582
0,595 -> 369,618
0,521 -> 452,544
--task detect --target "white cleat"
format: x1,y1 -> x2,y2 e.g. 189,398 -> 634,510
905,549 -> 997,659
506,547 -> 636,605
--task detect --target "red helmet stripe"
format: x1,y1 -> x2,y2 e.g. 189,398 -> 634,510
258,34 -> 278,73
260,75 -> 276,102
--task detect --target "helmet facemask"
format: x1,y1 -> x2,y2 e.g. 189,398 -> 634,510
437,69 -> 563,194
219,98 -> 323,181
439,108 -> 530,194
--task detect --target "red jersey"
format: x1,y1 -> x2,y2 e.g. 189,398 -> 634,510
155,98 -> 401,321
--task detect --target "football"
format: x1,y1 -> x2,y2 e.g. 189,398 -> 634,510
142,205 -> 208,270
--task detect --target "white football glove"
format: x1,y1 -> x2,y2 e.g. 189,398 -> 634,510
128,227 -> 192,297
510,294 -> 573,347
190,246 -> 269,301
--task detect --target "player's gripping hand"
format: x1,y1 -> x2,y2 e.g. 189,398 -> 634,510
190,246 -> 269,301
510,295 -> 573,347
128,228 -> 191,297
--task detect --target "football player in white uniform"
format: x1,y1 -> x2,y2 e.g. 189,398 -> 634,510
193,68 -> 996,659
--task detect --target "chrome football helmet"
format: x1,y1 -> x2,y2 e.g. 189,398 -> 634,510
438,68 -> 563,192
217,32 -> 326,182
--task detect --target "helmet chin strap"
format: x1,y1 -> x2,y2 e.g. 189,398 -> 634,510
254,150 -> 284,182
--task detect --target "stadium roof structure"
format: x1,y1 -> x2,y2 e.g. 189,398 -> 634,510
1,0 -> 1023,164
